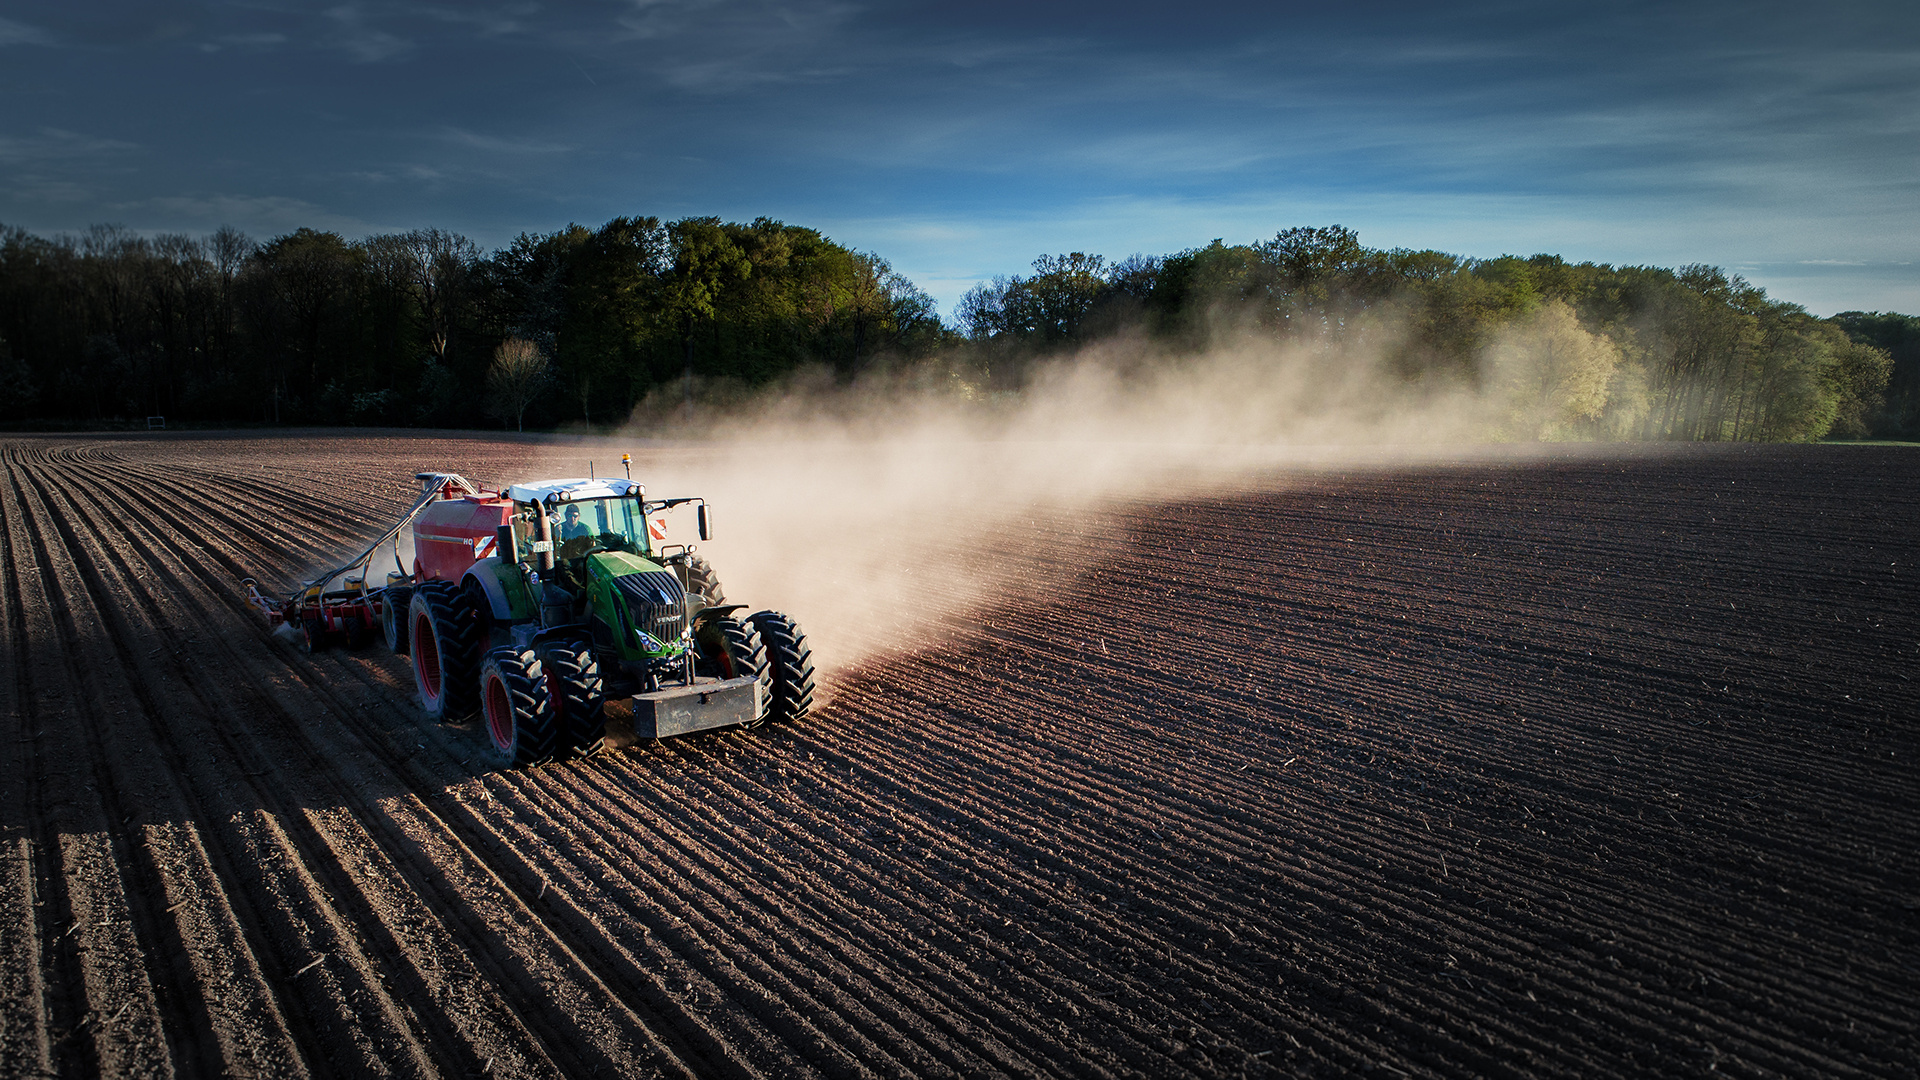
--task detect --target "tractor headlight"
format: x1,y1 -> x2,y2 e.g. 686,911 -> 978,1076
633,629 -> 662,652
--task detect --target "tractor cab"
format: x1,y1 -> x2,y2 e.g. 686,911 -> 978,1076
504,477 -> 656,567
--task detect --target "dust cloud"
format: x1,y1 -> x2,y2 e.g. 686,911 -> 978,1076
537,334 -> 1551,676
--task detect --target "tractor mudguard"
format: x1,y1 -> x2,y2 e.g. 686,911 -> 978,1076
531,624 -> 595,650
463,558 -> 537,623
691,604 -> 746,629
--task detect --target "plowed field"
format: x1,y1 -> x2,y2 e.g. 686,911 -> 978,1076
2,433 -> 1916,1079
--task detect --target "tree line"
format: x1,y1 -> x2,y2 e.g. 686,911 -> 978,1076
957,227 -> 1908,442
0,217 -> 948,429
0,218 -> 1908,441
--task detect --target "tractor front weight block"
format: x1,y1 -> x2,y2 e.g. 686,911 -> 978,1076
631,675 -> 762,739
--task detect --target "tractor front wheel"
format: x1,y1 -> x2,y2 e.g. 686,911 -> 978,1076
750,610 -> 816,724
410,582 -> 482,720
480,647 -> 559,768
697,615 -> 772,726
673,554 -> 726,607
545,645 -> 606,759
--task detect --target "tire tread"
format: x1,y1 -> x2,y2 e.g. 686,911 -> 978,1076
483,646 -> 559,767
749,610 -> 815,724
547,645 -> 607,758
414,581 -> 481,719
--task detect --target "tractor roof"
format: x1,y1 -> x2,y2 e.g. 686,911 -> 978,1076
505,477 -> 645,503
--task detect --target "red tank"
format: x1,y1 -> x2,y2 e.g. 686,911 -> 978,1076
413,495 -> 514,583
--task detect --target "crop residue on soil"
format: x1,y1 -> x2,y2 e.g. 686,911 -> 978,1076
1,433 -> 1916,1078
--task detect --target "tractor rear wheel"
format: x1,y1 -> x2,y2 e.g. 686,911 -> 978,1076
410,582 -> 482,721
673,554 -> 726,606
545,644 -> 606,759
382,587 -> 413,654
480,647 -> 559,768
749,610 -> 816,724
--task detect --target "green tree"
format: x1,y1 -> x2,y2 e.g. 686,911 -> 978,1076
662,218 -> 750,409
1485,299 -> 1622,440
1821,332 -> 1895,439
1831,311 -> 1920,436
562,217 -> 665,420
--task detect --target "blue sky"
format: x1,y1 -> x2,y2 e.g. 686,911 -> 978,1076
1,0 -> 1914,317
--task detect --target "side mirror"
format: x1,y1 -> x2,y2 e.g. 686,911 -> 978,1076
697,503 -> 714,541
496,524 -> 515,562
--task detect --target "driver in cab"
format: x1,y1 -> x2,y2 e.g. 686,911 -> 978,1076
558,504 -> 593,542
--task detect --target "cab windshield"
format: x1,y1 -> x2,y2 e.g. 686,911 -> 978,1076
524,496 -> 652,559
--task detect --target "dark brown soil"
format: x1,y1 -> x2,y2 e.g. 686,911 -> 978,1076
2,433 -> 1915,1078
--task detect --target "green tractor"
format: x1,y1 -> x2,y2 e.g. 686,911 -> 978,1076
397,472 -> 815,768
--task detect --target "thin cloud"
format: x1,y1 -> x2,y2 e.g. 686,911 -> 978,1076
438,127 -> 573,154
346,164 -> 448,184
137,193 -> 386,237
0,16 -> 54,46
212,32 -> 289,49
1,175 -> 96,205
421,4 -> 534,37
0,128 -> 139,165
326,5 -> 412,62
604,0 -> 863,91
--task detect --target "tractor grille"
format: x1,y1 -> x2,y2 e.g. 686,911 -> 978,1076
612,570 -> 689,648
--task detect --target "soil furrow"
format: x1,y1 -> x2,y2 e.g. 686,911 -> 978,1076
3,435 -> 1915,1079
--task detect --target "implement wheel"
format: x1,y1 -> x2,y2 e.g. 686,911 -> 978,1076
382,587 -> 413,654
410,582 -> 481,721
749,610 -> 816,724
301,614 -> 326,654
480,647 -> 559,768
545,644 -> 606,759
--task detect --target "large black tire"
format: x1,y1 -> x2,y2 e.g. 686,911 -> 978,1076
749,610 -> 816,724
382,586 -> 413,654
696,615 -> 772,725
410,582 -> 482,721
673,554 -> 726,607
480,647 -> 559,768
545,644 -> 606,759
